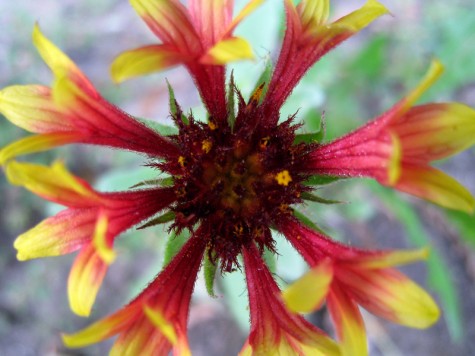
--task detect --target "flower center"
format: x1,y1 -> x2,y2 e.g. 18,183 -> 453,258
164,100 -> 309,271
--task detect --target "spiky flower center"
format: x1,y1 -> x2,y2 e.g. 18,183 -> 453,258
163,94 -> 310,271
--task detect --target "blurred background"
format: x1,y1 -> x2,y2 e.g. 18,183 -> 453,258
1,0 -> 475,355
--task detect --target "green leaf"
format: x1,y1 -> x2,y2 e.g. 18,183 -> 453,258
348,35 -> 387,80
370,182 -> 463,341
296,111 -> 326,144
167,80 -> 188,124
263,247 -> 277,274
300,191 -> 343,205
445,210 -> 475,250
303,175 -> 343,186
137,117 -> 178,136
138,211 -> 175,230
251,58 -> 273,103
130,177 -> 174,189
204,252 -> 218,298
163,230 -> 189,267
227,71 -> 236,129
293,210 -> 326,234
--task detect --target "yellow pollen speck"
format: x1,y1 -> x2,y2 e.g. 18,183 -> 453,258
259,136 -> 270,149
202,140 -> 212,153
279,203 -> 289,212
250,83 -> 265,103
208,120 -> 217,130
275,170 -> 292,186
178,156 -> 186,167
234,224 -> 244,236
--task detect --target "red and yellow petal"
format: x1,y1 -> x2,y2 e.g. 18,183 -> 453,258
396,60 -> 444,117
63,304 -> 142,347
0,85 -> 71,133
393,164 -> 474,213
110,44 -> 185,83
13,208 -> 97,261
0,133 -> 78,165
92,214 -> 116,264
68,241 -> 111,317
130,0 -> 198,51
225,0 -> 265,37
33,25 -> 96,96
394,103 -> 475,161
337,267 -> 440,328
144,306 -> 192,356
331,0 -> 389,34
351,247 -> 429,270
283,259 -> 333,314
189,0 -> 233,44
200,37 -> 254,65
243,245 -> 340,356
297,0 -> 330,31
5,161 -> 99,206
327,284 -> 367,356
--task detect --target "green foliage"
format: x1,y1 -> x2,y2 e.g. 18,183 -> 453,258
163,230 -> 189,267
445,210 -> 475,249
137,117 -> 178,136
138,211 -> 175,230
227,72 -> 237,129
204,252 -> 218,298
303,175 -> 342,186
300,191 -> 342,205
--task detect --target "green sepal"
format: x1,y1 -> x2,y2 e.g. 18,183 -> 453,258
130,177 -> 174,189
303,175 -> 343,186
263,247 -> 276,274
163,230 -> 189,267
301,191 -> 343,205
294,111 -> 326,144
138,211 -> 175,230
251,57 -> 273,104
167,80 -> 188,125
204,251 -> 219,298
293,210 -> 326,234
137,117 -> 178,136
227,71 -> 236,129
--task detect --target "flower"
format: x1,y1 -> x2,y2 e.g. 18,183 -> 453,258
7,160 -> 176,317
279,217 -> 440,355
307,60 -> 475,212
1,0 -> 475,355
111,0 -> 264,122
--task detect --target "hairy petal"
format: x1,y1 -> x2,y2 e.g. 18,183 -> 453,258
225,0 -> 265,36
337,267 -> 440,328
130,0 -> 199,52
327,284 -> 367,356
263,0 -> 388,121
200,37 -> 254,65
394,165 -> 474,213
63,235 -> 206,354
6,160 -> 99,207
0,85 -> 71,133
241,244 -> 339,355
393,103 -> 475,161
189,0 -> 233,45
0,133 -> 78,165
283,259 -> 333,314
14,208 -> 98,261
111,44 -> 185,83
68,242 -> 110,317
32,24 -> 94,94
